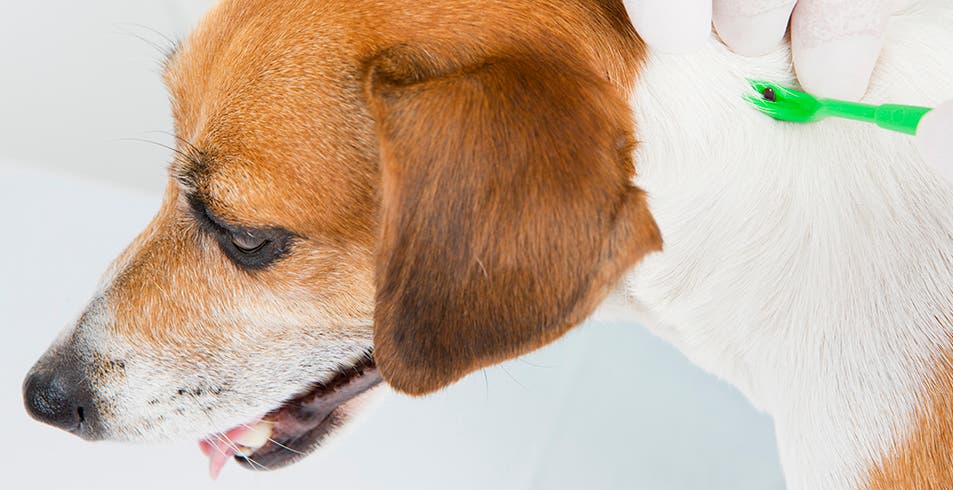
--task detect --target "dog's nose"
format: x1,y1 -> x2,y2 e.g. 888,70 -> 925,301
23,364 -> 98,439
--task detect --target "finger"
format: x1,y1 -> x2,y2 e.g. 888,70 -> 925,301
916,101 -> 953,183
886,0 -> 915,12
713,0 -> 797,56
624,0 -> 713,54
791,0 -> 886,100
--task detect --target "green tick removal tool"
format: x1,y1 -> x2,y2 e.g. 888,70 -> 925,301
746,80 -> 934,136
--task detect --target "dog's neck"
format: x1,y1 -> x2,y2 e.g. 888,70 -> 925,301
619,1 -> 953,487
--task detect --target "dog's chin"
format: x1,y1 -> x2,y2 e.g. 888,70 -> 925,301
199,356 -> 382,477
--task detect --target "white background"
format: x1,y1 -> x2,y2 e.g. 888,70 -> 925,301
0,1 -> 785,488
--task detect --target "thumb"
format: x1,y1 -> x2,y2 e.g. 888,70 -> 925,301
623,0 -> 713,54
791,0 -> 886,100
917,101 -> 953,184
713,0 -> 797,56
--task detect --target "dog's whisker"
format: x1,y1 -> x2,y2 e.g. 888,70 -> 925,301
200,412 -> 271,473
214,432 -> 270,472
238,423 -> 305,456
481,368 -> 489,401
499,365 -> 529,392
206,434 -> 232,459
148,275 -> 169,301
141,129 -> 204,158
114,22 -> 178,49
113,22 -> 178,56
113,137 -> 195,165
206,433 -> 255,473
113,29 -> 169,58
265,437 -> 305,456
515,358 -> 555,369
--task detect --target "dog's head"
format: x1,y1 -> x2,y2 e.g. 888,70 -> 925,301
23,0 -> 660,472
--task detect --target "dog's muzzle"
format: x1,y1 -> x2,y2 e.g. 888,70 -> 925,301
23,348 -> 103,440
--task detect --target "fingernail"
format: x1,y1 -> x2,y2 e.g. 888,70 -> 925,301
627,0 -> 713,54
794,36 -> 882,100
714,3 -> 796,56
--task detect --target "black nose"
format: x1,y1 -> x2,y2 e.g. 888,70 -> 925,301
23,365 -> 99,439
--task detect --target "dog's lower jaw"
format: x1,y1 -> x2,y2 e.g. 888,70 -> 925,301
623,0 -> 953,488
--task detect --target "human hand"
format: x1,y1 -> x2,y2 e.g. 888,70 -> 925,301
624,0 -> 906,100
917,101 -> 953,182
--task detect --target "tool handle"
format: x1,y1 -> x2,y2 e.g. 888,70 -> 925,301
874,104 -> 934,135
820,99 -> 933,135
820,99 -> 878,123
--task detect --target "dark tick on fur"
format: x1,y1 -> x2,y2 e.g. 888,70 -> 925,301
762,87 -> 777,102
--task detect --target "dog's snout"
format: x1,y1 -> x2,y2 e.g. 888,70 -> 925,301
23,363 -> 99,439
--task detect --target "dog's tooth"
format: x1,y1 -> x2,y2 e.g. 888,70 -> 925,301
234,421 -> 273,450
235,445 -> 257,458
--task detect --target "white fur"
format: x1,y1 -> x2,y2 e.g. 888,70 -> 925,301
622,0 -> 953,487
30,1 -> 951,485
51,262 -> 376,442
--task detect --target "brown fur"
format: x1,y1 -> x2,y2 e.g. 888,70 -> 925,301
367,45 -> 660,394
107,0 -> 658,391
867,344 -> 953,490
31,0 -> 952,484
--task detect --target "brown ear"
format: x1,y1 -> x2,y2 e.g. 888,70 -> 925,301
366,47 -> 662,395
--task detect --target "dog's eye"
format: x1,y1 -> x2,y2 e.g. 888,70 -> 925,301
218,227 -> 292,270
230,232 -> 269,254
187,194 -> 293,270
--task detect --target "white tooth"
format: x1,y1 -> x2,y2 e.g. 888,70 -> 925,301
235,446 -> 256,458
234,421 -> 274,450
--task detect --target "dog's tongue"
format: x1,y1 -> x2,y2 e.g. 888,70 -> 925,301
198,419 -> 269,479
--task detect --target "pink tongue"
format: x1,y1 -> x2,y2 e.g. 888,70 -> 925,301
198,420 -> 260,479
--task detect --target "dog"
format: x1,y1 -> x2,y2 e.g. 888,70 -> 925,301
22,0 -> 953,487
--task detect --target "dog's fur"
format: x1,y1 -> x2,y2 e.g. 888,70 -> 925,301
25,0 -> 953,488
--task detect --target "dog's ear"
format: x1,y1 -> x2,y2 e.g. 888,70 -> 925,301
365,47 -> 662,395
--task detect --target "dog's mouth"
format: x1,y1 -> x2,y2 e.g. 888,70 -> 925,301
198,356 -> 381,478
